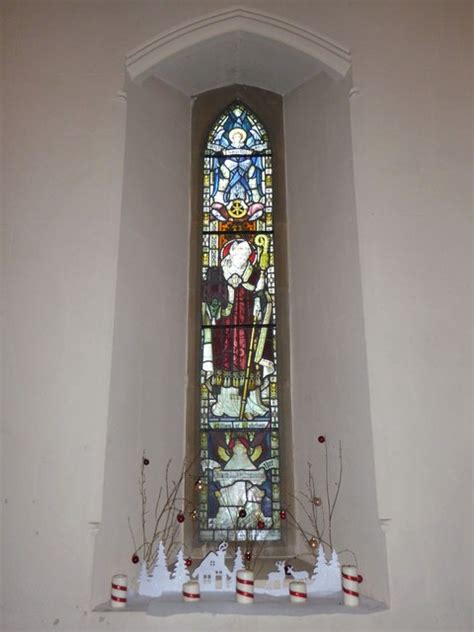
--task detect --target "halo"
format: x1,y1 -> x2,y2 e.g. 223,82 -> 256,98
228,127 -> 247,147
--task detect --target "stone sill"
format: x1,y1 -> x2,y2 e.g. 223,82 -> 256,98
95,592 -> 387,618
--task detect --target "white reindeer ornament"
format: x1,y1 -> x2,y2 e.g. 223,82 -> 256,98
264,560 -> 287,592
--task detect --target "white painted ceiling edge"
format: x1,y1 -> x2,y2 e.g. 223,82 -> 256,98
125,6 -> 352,96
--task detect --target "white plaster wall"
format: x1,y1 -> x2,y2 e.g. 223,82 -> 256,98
92,76 -> 190,604
0,1 -> 471,631
285,71 -> 389,604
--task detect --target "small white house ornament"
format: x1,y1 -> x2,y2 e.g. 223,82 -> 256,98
138,540 -> 248,597
192,542 -> 234,591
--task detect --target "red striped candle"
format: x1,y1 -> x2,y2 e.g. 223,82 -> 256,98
182,580 -> 200,602
110,574 -> 127,608
341,565 -> 361,606
289,580 -> 307,603
236,569 -> 254,604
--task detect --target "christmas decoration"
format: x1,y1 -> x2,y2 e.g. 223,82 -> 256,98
236,569 -> 254,603
309,537 -> 318,549
191,509 -> 198,520
239,508 -> 247,518
257,520 -> 265,529
264,560 -> 287,592
305,545 -> 342,595
232,546 -> 245,578
289,580 -> 307,603
182,580 -> 200,602
279,509 -> 287,519
244,551 -> 252,562
313,497 -> 322,507
170,548 -> 190,589
185,557 -> 192,568
192,542 -> 234,591
110,574 -> 127,608
138,540 -> 170,597
342,564 -> 362,606
287,565 -> 309,581
194,478 -> 204,491
318,435 -> 326,443
129,456 -> 193,572
177,511 -> 185,523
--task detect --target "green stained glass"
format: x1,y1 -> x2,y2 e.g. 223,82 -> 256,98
199,103 -> 281,542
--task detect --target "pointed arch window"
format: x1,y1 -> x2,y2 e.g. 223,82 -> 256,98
199,103 -> 281,542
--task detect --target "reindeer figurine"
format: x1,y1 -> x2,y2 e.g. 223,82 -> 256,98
287,564 -> 309,582
265,560 -> 287,591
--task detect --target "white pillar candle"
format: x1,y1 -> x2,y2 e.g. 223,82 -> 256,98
182,580 -> 201,602
341,565 -> 361,606
236,569 -> 254,604
110,573 -> 127,608
289,580 -> 307,603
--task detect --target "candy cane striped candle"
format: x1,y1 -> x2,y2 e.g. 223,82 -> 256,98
182,580 -> 200,602
289,580 -> 307,603
110,574 -> 127,608
341,565 -> 362,606
236,569 -> 254,604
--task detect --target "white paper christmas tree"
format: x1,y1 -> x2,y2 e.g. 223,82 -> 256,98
307,544 -> 342,594
137,561 -> 154,597
326,548 -> 342,592
170,548 -> 190,589
150,540 -> 170,595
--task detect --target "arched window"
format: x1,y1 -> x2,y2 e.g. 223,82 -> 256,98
198,102 -> 282,543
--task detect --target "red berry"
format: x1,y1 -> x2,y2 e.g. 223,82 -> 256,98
245,551 -> 252,561
185,557 -> 192,567
279,509 -> 287,520
358,574 -> 363,583
239,508 -> 247,518
143,457 -> 150,465
318,435 -> 326,443
257,520 -> 265,529
177,512 -> 185,523
131,554 -> 139,564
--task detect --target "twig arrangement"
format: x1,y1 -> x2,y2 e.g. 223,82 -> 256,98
129,454 -> 196,570
284,437 -> 355,563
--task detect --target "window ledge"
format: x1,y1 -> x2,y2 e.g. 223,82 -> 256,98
95,592 -> 387,618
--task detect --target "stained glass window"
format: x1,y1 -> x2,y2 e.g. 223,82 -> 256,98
199,103 -> 281,542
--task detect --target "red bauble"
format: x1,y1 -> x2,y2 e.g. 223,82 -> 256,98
143,457 -> 150,465
185,557 -> 192,568
257,520 -> 265,529
131,554 -> 139,564
358,574 -> 364,583
244,551 -> 252,561
318,435 -> 326,443
279,509 -> 287,520
239,508 -> 247,518
177,511 -> 185,523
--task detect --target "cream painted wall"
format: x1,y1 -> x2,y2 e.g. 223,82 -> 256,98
91,76 -> 190,605
285,71 -> 389,604
0,1 -> 471,631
